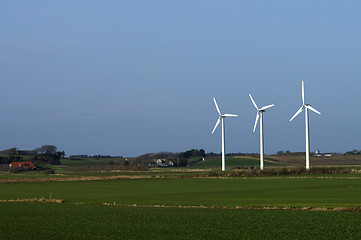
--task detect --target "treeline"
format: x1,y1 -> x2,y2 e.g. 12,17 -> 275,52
0,145 -> 65,165
206,152 -> 249,157
345,150 -> 361,155
133,149 -> 206,167
275,150 -> 356,156
275,151 -> 306,156
69,155 -> 123,159
134,152 -> 180,166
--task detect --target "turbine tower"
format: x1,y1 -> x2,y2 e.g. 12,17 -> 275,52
290,81 -> 321,170
211,98 -> 238,171
249,94 -> 274,170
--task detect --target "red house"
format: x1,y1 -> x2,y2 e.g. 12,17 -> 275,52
9,162 -> 35,168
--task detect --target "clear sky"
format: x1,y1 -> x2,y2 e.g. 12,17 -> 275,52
1,0 -> 360,156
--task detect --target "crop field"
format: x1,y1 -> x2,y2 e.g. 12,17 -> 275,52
266,154 -> 361,166
2,178 -> 361,207
1,202 -> 361,240
2,167 -> 361,239
60,157 -> 124,167
1,176 -> 361,239
189,156 -> 284,169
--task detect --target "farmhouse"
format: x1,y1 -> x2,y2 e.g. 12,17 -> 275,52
154,159 -> 174,167
9,161 -> 35,168
314,150 -> 333,157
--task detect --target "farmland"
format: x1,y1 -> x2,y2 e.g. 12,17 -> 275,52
1,176 -> 361,239
2,157 -> 361,239
2,202 -> 361,240
265,154 -> 361,166
2,178 -> 361,208
189,156 -> 285,169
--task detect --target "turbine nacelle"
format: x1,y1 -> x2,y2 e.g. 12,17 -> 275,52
290,81 -> 321,122
249,94 -> 274,132
211,98 -> 238,134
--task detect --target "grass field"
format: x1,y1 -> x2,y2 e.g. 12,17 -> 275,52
266,154 -> 361,166
2,157 -> 361,239
1,177 -> 361,239
1,202 -> 361,240
189,156 -> 284,169
60,157 -> 123,167
1,178 -> 361,208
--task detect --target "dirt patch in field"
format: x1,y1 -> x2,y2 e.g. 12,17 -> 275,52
2,198 -> 360,212
0,198 -> 64,203
0,175 -> 152,183
266,154 -> 361,166
151,169 -> 210,172
103,202 -> 361,212
3,173 -> 361,183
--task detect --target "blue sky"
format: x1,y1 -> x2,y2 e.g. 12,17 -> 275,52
1,0 -> 360,156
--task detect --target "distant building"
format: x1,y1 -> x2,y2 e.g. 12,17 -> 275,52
156,159 -> 164,166
9,162 -> 35,168
314,150 -> 321,156
155,159 -> 174,167
313,151 -> 332,157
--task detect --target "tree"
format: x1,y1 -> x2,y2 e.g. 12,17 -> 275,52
345,149 -> 360,155
199,149 -> 206,157
178,149 -> 206,159
37,153 -> 61,165
0,148 -> 18,157
36,145 -> 57,154
33,145 -> 62,165
57,151 -> 66,158
177,158 -> 188,167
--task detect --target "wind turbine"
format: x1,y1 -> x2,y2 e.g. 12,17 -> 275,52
211,98 -> 238,171
249,94 -> 274,170
290,81 -> 321,170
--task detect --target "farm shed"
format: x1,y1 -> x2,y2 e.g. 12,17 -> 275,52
9,162 -> 35,168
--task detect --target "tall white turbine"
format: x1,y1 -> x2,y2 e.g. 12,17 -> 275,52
290,81 -> 321,170
249,94 -> 274,170
211,98 -> 238,171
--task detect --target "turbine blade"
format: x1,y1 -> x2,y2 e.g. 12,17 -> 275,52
249,94 -> 258,110
260,104 -> 274,111
253,113 -> 259,132
223,114 -> 238,117
290,106 -> 304,121
302,81 -> 305,105
213,98 -> 221,115
212,117 -> 221,134
306,105 -> 321,115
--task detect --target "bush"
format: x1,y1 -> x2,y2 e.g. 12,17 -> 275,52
65,165 -> 149,172
208,171 -> 218,177
44,169 -> 55,175
9,167 -> 23,174
0,165 -> 9,172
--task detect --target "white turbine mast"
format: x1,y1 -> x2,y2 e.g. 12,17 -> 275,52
249,94 -> 274,170
290,81 -> 321,170
211,98 -> 238,171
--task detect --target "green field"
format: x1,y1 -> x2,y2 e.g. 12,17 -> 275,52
60,157 -> 123,167
1,178 -> 361,208
1,202 -> 361,240
2,173 -> 361,239
190,156 -> 284,169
